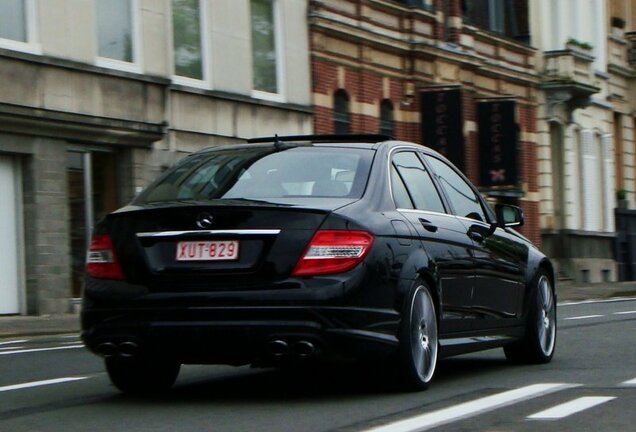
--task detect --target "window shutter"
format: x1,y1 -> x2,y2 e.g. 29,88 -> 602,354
581,130 -> 600,231
602,134 -> 615,232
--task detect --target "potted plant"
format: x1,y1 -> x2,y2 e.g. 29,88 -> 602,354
617,188 -> 629,209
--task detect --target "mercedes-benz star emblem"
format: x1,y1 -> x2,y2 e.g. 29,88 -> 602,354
195,212 -> 214,229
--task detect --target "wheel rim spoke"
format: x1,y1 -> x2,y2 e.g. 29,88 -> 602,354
410,287 -> 438,382
536,275 -> 555,355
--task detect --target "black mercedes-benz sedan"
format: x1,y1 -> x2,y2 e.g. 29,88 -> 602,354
81,134 -> 556,393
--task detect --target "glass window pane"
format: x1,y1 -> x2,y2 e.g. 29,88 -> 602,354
136,147 -> 374,203
96,0 -> 133,62
334,91 -> 350,134
393,152 -> 445,213
0,0 -> 26,42
391,165 -> 414,209
380,100 -> 394,137
251,0 -> 278,93
172,0 -> 203,80
426,156 -> 486,221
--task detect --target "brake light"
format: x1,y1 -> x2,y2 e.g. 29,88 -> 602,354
291,230 -> 374,277
86,234 -> 125,280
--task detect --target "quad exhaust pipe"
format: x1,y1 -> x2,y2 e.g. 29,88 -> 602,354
95,341 -> 139,358
268,339 -> 315,357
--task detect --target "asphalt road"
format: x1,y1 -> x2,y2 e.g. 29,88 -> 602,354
1,298 -> 635,432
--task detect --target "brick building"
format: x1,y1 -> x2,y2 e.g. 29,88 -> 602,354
309,0 -> 541,245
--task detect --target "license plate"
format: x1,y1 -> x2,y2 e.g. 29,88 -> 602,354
176,240 -> 239,261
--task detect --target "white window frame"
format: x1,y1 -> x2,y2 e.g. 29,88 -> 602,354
94,0 -> 143,74
250,0 -> 286,103
171,0 -> 210,89
0,0 -> 40,55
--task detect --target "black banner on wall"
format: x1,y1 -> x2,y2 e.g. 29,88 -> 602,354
421,89 -> 464,170
478,100 -> 519,187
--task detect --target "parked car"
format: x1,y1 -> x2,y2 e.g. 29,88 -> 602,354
81,134 -> 556,393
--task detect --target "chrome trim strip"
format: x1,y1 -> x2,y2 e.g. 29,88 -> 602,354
136,229 -> 281,238
397,208 -> 456,220
439,335 -> 514,346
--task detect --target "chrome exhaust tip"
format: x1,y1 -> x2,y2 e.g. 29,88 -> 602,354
118,341 -> 139,357
295,340 -> 315,357
269,340 -> 289,357
96,342 -> 118,357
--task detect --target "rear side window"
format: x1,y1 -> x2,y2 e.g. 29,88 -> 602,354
425,156 -> 486,222
136,146 -> 374,203
392,151 -> 445,213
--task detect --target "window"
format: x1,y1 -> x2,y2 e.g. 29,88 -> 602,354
172,0 -> 205,82
392,152 -> 445,213
380,100 -> 394,137
137,147 -> 374,203
391,165 -> 413,209
95,0 -> 139,71
425,156 -> 486,221
251,0 -> 282,98
334,90 -> 350,134
461,0 -> 529,43
0,0 -> 38,53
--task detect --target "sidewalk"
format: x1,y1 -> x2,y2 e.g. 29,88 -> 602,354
2,281 -> 636,339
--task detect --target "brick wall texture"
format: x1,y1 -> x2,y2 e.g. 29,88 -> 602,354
310,0 -> 541,246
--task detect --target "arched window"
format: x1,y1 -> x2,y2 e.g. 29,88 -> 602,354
333,90 -> 350,134
379,99 -> 394,137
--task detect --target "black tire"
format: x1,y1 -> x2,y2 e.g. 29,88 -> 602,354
397,283 -> 439,390
504,270 -> 556,364
105,356 -> 181,394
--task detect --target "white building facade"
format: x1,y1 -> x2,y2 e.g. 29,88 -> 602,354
0,0 -> 312,315
531,0 -> 636,282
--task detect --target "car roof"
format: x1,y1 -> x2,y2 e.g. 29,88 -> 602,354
195,134 -> 444,158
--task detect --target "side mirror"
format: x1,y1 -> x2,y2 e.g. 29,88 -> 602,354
495,204 -> 524,228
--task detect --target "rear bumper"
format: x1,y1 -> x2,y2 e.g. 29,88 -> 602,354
81,304 -> 400,365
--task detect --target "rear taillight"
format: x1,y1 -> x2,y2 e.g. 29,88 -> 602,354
291,230 -> 374,277
86,234 -> 125,280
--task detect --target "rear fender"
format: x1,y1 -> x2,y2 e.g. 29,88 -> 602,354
395,248 -> 438,313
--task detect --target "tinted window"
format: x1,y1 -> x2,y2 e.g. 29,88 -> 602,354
136,146 -> 373,203
425,156 -> 486,221
391,165 -> 413,209
392,152 -> 445,213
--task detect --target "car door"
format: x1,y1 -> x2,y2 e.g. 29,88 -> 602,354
390,150 -> 475,334
423,155 -> 525,328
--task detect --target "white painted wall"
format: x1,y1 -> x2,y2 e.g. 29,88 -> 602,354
0,155 -> 20,315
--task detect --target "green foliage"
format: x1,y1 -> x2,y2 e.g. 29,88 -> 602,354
566,38 -> 593,51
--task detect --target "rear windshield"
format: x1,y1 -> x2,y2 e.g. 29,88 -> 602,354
135,146 -> 374,204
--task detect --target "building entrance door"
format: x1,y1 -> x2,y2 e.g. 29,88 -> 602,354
68,150 -> 118,298
0,155 -> 22,315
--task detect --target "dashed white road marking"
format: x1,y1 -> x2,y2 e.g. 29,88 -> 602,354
61,341 -> 84,346
527,396 -> 616,420
563,315 -> 604,321
363,383 -> 575,432
559,297 -> 636,306
0,345 -> 84,355
0,339 -> 28,346
613,310 -> 636,316
621,378 -> 636,386
0,346 -> 25,351
0,377 -> 89,393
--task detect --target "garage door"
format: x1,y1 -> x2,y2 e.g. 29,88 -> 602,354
0,155 -> 21,314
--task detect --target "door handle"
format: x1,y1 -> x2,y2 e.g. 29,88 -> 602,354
469,231 -> 484,242
419,218 -> 438,233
